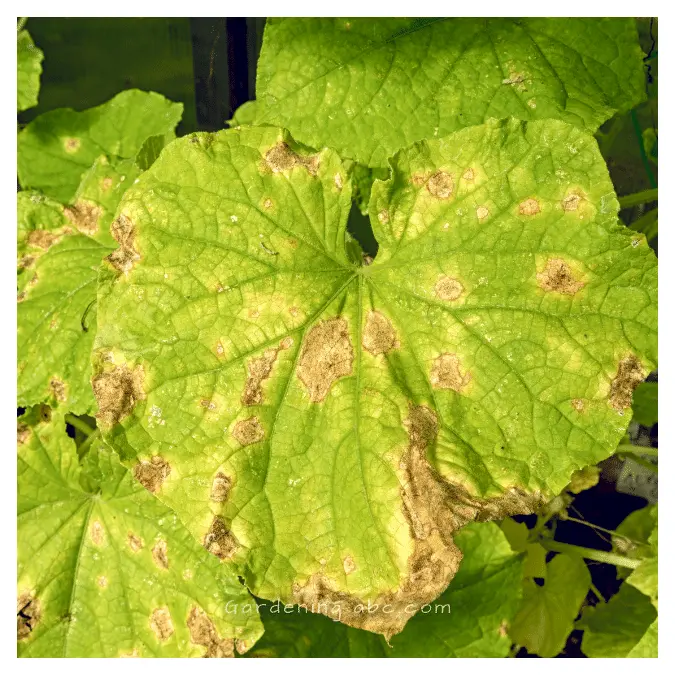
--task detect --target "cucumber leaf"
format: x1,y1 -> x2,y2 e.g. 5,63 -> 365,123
17,28 -> 43,112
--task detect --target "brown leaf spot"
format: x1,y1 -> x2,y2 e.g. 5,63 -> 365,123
50,378 -> 66,402
152,540 -> 169,569
97,575 -> 108,588
133,456 -> 171,493
562,193 -> 582,212
17,423 -> 31,445
187,606 -> 235,658
609,355 -> 646,410
289,306 -> 300,317
150,607 -> 174,642
27,229 -> 59,250
92,363 -> 145,428
378,209 -> 389,224
430,354 -> 471,392
242,348 -> 279,405
536,258 -> 585,295
297,318 -> 354,402
200,398 -> 217,410
426,171 -> 454,200
476,206 -> 489,221
462,168 -> 475,181
343,556 -> 356,575
519,198 -> 540,216
107,213 -> 140,274
64,200 -> 103,236
128,532 -> 144,552
434,276 -> 464,302
17,291 -> 27,303
204,517 -> 238,560
264,142 -> 319,175
334,173 -> 343,190
362,311 -> 398,356
101,177 -> 113,191
17,592 -> 41,640
63,137 -> 81,153
572,399 -> 585,412
231,417 -> 265,446
18,255 -> 35,269
263,198 -> 274,210
91,520 -> 105,546
211,472 -> 233,502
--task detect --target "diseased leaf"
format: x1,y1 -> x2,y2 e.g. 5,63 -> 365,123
17,191 -> 69,267
256,18 -> 646,168
631,381 -> 658,427
17,90 -> 183,202
94,120 -> 656,637
17,28 -> 43,112
17,409 -> 263,657
510,553 -> 591,657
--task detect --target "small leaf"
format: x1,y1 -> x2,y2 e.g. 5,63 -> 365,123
17,409 -> 263,657
510,553 -> 591,657
136,134 -> 173,171
227,100 -> 259,127
257,18 -> 646,167
17,28 -> 43,112
17,89 -> 183,202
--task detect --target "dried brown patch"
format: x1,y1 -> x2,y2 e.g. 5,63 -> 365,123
476,206 -> 489,221
27,229 -> 59,250
426,171 -> 454,200
152,540 -> 169,569
63,137 -> 81,153
107,214 -> 140,274
430,354 -> 471,392
434,276 -> 464,302
64,200 -> 103,236
264,142 -> 319,175
17,423 -> 31,445
378,209 -> 389,224
17,592 -> 41,640
572,399 -> 585,412
463,168 -> 475,181
211,472 -> 233,502
50,378 -> 66,402
17,291 -> 27,303
232,417 -> 265,446
133,456 -> 171,493
235,639 -> 253,655
242,348 -> 278,405
519,198 -> 540,216
334,173 -> 343,190
150,607 -> 174,642
187,606 -> 235,658
92,363 -> 145,428
200,398 -> 217,410
536,258 -> 585,295
204,517 -> 238,560
502,71 -> 528,90
91,520 -> 105,546
297,318 -> 354,402
18,255 -> 35,269
362,311 -> 398,356
609,355 -> 645,410
562,193 -> 582,212
343,556 -> 356,575
128,532 -> 144,552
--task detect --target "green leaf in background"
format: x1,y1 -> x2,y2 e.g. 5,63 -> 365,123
256,18 -> 646,168
18,234 -> 112,415
17,27 -> 43,112
631,381 -> 658,427
228,100 -> 259,127
94,119 -> 656,637
17,89 -> 183,203
17,408 -> 263,657
510,553 -> 591,657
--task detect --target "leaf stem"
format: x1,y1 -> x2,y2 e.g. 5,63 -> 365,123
64,414 -> 96,437
78,430 -> 101,457
538,539 -> 641,569
618,188 -> 658,209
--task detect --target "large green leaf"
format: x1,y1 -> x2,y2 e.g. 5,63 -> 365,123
17,408 -> 263,657
256,18 -> 646,168
17,89 -> 182,202
94,120 -> 656,637
17,28 -> 43,112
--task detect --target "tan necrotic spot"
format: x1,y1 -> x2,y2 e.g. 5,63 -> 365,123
264,142 -> 319,175
107,213 -> 140,274
27,229 -> 59,250
91,520 -> 105,546
289,306 -> 300,317
462,168 -> 475,181
50,378 -> 66,402
211,472 -> 233,502
133,456 -> 171,493
242,348 -> 279,405
434,276 -> 464,301
378,209 -> 389,224
232,416 -> 265,446
430,353 -> 471,392
426,171 -> 454,199
536,258 -> 585,295
101,177 -> 113,191
63,137 -> 81,153
97,575 -> 108,588
187,606 -> 235,658
334,173 -> 343,190
609,355 -> 645,410
204,517 -> 238,560
362,311 -> 398,355
152,540 -> 169,569
263,198 -> 274,209
92,363 -> 145,428
343,556 -> 356,575
519,198 -> 540,216
17,423 -> 31,445
572,399 -> 585,412
150,607 -> 174,642
476,206 -> 489,221
562,193 -> 582,212
17,592 -> 41,640
128,532 -> 143,552
18,255 -> 34,269
64,200 -> 103,236
297,317 -> 354,402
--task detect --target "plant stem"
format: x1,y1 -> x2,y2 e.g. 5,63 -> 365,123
618,452 -> 659,474
618,188 -> 658,209
78,430 -> 101,457
561,515 -> 634,541
616,443 -> 658,456
64,414 -> 96,437
538,539 -> 641,569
